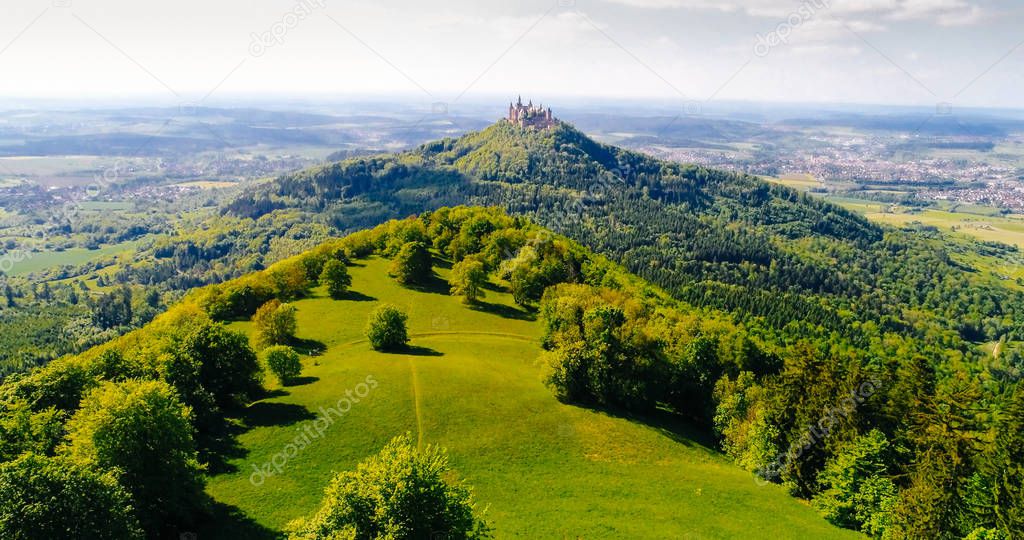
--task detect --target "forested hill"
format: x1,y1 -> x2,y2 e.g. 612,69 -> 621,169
223,120 -> 1022,364
230,120 -> 879,244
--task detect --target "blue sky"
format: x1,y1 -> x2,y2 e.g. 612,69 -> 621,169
0,0 -> 1021,110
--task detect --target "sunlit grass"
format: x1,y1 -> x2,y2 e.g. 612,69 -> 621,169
203,257 -> 862,539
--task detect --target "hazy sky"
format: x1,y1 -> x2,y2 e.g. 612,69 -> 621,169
1,0 -> 1022,110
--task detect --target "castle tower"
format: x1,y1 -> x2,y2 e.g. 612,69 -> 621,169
507,97 -> 554,128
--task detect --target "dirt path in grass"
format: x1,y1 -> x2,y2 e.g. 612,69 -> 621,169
408,357 -> 425,450
327,331 -> 536,451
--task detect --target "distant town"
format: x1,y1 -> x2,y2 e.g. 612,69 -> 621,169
639,131 -> 1024,211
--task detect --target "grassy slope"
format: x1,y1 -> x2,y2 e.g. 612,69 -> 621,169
204,257 -> 862,539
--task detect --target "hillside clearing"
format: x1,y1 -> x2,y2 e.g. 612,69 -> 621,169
203,257 -> 861,539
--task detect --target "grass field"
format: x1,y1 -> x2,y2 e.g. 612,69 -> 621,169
77,201 -> 133,212
0,156 -> 152,187
171,180 -> 239,190
858,207 -> 1024,249
6,239 -> 141,277
821,194 -> 1024,250
866,210 -> 1024,248
763,173 -> 822,191
203,257 -> 861,539
820,197 -> 1024,289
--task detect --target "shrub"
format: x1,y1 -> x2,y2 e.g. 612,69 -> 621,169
320,259 -> 352,299
0,453 -> 143,540
253,299 -> 298,349
365,304 -> 409,351
286,434 -> 490,540
263,345 -> 302,385
390,241 -> 432,285
62,380 -> 205,535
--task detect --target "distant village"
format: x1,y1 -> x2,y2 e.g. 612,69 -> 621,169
642,133 -> 1024,211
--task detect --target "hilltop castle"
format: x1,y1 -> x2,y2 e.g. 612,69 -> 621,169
507,96 -> 555,129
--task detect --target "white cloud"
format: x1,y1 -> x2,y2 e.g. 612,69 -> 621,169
602,0 -> 986,26
599,0 -> 740,11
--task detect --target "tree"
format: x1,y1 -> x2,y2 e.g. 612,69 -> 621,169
157,319 -> 263,450
977,385 -> 1024,537
0,402 -> 65,463
449,258 -> 487,303
365,304 -> 409,351
504,245 -> 542,305
263,345 -> 302,385
0,453 -> 142,540
3,283 -> 14,307
391,241 -> 432,285
62,380 -> 205,535
269,261 -> 311,300
286,434 -> 490,540
253,299 -> 298,349
175,320 -> 263,408
320,259 -> 352,299
813,429 -> 896,534
91,286 -> 133,329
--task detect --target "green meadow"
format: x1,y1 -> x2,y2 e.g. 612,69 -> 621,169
203,257 -> 861,539
862,208 -> 1024,249
6,239 -> 141,277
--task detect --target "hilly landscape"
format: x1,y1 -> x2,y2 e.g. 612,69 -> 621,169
1,119 -> 1022,539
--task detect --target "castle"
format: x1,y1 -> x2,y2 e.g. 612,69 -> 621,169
507,96 -> 555,129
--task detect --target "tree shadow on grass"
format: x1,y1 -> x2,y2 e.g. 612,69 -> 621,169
574,402 -> 718,452
404,345 -> 444,357
469,300 -> 536,321
376,345 -> 444,357
258,388 -> 288,399
289,336 -> 327,356
198,420 -> 249,475
242,401 -> 317,428
283,375 -> 319,387
405,273 -> 451,296
195,500 -> 279,540
480,280 -> 505,293
338,290 -> 376,302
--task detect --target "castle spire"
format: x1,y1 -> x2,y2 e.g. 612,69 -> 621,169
507,96 -> 554,129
